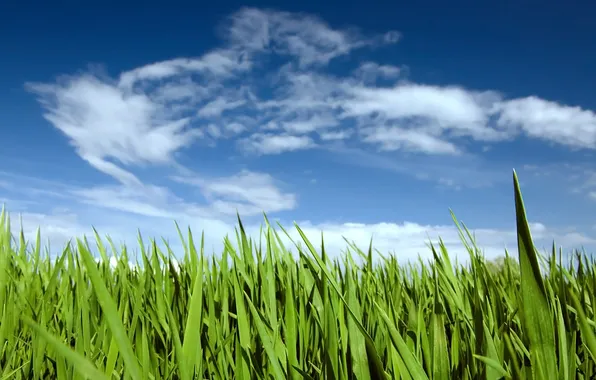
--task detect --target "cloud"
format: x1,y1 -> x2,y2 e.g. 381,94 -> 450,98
361,125 -> 461,154
197,96 -> 247,118
172,170 -> 297,216
12,7 -> 596,263
497,96 -> 596,149
26,7 -> 596,171
118,49 -> 251,89
0,173 -> 240,256
0,167 -> 296,231
26,76 -> 201,185
71,172 -> 297,220
342,84 -> 492,128
72,184 -> 184,219
280,113 -> 339,134
222,7 -> 399,67
238,133 -> 316,155
319,129 -> 353,141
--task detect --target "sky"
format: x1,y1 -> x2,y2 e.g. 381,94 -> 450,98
1,1 -> 595,264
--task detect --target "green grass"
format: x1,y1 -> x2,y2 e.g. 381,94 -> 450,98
0,170 -> 595,379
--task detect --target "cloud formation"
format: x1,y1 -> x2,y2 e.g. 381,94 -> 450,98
6,7 -> 595,262
497,97 -> 596,149
26,7 -> 596,173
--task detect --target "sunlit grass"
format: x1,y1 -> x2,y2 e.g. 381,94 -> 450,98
0,171 -> 595,379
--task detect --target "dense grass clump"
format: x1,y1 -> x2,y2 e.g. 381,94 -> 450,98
1,171 -> 596,379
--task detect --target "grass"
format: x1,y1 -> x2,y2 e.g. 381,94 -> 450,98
0,170 -> 595,379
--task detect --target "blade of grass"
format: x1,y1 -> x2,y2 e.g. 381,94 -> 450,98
512,170 -> 557,380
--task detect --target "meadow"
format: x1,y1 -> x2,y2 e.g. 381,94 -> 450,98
1,171 -> 595,380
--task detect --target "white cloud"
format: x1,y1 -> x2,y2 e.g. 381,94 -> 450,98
361,125 -> 461,154
0,168 -> 296,240
173,170 -> 297,216
151,78 -> 209,103
226,122 -> 247,134
223,8 -> 398,67
72,184 -> 183,219
318,129 -> 353,141
238,133 -> 316,155
497,96 -> 596,149
26,76 -> 201,185
26,7 -> 596,165
341,84 -> 507,141
118,50 -> 250,89
197,96 -> 247,118
69,171 -> 297,221
281,113 -> 339,134
342,84 -> 483,125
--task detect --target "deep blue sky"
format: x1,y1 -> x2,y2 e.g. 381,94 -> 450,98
1,1 -> 595,261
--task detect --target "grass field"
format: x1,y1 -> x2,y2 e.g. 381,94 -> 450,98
1,171 -> 595,380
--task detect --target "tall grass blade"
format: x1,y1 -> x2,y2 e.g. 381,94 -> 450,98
512,170 -> 557,379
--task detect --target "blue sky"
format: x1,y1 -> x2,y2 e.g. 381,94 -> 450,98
1,1 -> 595,263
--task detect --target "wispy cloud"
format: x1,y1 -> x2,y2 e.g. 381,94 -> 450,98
3,7 -> 595,261
25,7 -> 596,171
222,7 -> 400,67
26,76 -> 201,186
238,134 -> 316,155
497,97 -> 596,149
172,170 -> 297,216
